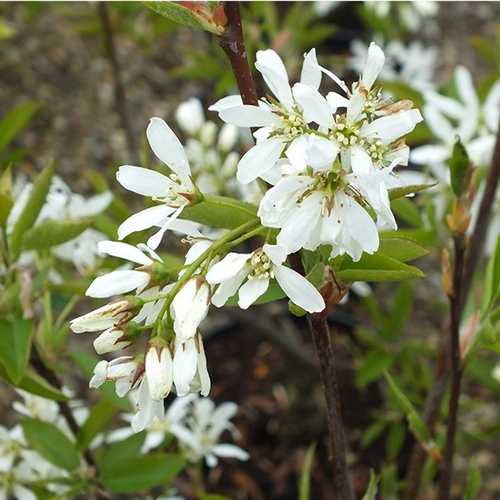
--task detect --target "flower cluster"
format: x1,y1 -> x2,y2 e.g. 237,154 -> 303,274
71,43 -> 423,431
0,390 -> 91,499
7,175 -> 112,273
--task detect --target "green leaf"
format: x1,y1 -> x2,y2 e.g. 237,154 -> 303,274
77,399 -> 118,451
98,432 -> 146,467
226,280 -> 285,306
101,453 -> 186,493
10,162 -> 54,260
337,253 -> 424,282
182,195 -> 258,229
146,1 -> 225,35
21,418 -> 80,471
22,217 -> 93,250
388,183 -> 436,200
356,351 -> 395,387
384,371 -> 439,460
362,469 -> 379,500
298,443 -> 316,500
481,235 -> 500,316
0,319 -> 33,383
0,166 -> 13,227
463,466 -> 481,500
379,234 -> 429,263
449,138 -> 471,197
0,101 -> 39,153
0,362 -> 67,400
391,197 -> 423,227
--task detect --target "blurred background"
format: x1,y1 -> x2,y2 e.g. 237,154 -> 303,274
0,2 -> 500,499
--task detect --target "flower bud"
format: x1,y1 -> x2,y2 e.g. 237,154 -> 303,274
171,278 -> 210,341
175,98 -> 204,135
93,328 -> 131,355
200,122 -> 217,147
70,298 -> 141,334
221,152 -> 239,177
145,342 -> 173,401
218,124 -> 238,152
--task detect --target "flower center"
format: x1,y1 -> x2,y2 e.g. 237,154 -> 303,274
249,250 -> 274,280
270,104 -> 308,140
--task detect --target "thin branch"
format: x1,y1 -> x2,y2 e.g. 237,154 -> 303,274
97,2 -> 138,164
438,234 -> 465,500
219,2 -> 258,107
406,120 -> 500,498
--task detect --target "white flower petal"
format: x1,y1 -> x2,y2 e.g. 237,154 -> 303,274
212,444 -> 249,461
209,95 -> 243,112
262,244 -> 287,266
237,138 -> 286,184
211,268 -> 248,307
361,42 -> 385,89
86,270 -> 150,298
350,145 -> 373,175
173,340 -> 198,396
147,117 -> 191,181
410,144 -> 450,166
219,105 -> 279,127
116,165 -> 171,197
98,241 -> 152,266
455,66 -> 479,111
237,277 -> 269,309
255,49 -> 293,109
206,253 -> 252,284
292,83 -> 332,128
117,205 -> 175,240
361,109 -> 423,143
300,48 -> 322,89
326,92 -> 350,112
274,264 -> 325,313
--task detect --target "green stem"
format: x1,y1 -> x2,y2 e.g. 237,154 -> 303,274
154,219 -> 260,330
54,295 -> 80,330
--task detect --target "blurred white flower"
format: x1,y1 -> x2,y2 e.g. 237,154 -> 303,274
411,68 -> 500,174
349,39 -> 437,91
172,398 -> 249,467
206,244 -> 325,312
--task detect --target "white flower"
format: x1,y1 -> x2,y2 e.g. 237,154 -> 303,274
349,39 -> 437,92
130,376 -> 166,432
206,244 -> 325,312
173,333 -> 211,397
175,97 -> 205,135
172,398 -> 248,467
89,357 -> 141,398
70,299 -> 138,334
145,344 -> 174,401
116,117 -> 196,249
93,328 -> 131,354
210,48 -> 334,184
171,278 -> 210,341
0,425 -> 24,472
12,390 -> 59,423
86,241 -> 162,298
411,68 -> 500,173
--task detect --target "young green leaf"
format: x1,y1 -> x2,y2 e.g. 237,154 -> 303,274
356,351 -> 395,387
100,453 -> 186,492
388,183 -> 436,200
384,371 -> 441,461
182,195 -> 258,229
464,466 -> 482,500
379,234 -> 429,263
0,166 -> 13,227
77,399 -> 118,451
298,443 -> 316,500
362,469 -> 379,500
0,319 -> 33,383
146,1 -> 226,35
480,236 -> 500,316
449,138 -> 472,197
9,162 -> 54,260
337,253 -> 425,282
97,432 -> 146,468
22,418 -> 81,471
0,101 -> 39,153
22,217 -> 93,250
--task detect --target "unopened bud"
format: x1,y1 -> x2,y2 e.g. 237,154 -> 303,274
200,122 -> 217,146
175,98 -> 204,135
446,199 -> 470,234
93,328 -> 132,355
145,340 -> 173,400
441,248 -> 453,297
218,124 -> 239,152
